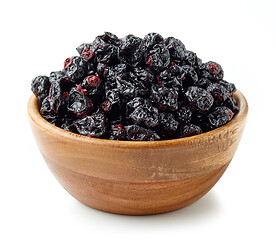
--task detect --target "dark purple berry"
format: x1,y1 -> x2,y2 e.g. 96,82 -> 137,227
207,106 -> 233,128
67,87 -> 93,118
185,86 -> 214,112
164,37 -> 186,62
31,75 -> 50,100
207,83 -> 228,104
64,56 -> 89,83
158,112 -> 179,138
110,124 -> 126,140
128,100 -> 159,128
175,105 -> 192,124
74,112 -> 106,138
146,44 -> 170,73
125,125 -> 160,141
118,35 -> 143,67
151,84 -> 178,111
179,124 -> 202,138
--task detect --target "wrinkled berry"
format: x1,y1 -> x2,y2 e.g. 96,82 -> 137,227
179,124 -> 202,137
208,106 -> 233,128
185,86 -> 214,112
125,125 -> 160,141
31,76 -> 50,100
74,112 -> 106,137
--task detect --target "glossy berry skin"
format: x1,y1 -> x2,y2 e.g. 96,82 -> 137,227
223,96 -> 239,113
142,33 -> 164,52
158,112 -> 179,138
183,50 -> 198,68
207,106 -> 233,128
128,99 -> 159,128
109,124 -> 126,140
199,61 -> 224,82
64,56 -> 89,83
219,80 -> 236,94
207,83 -> 229,104
179,124 -> 202,138
74,112 -> 106,138
134,67 -> 154,87
164,37 -> 186,62
125,125 -> 160,141
185,86 -> 214,112
146,44 -> 170,73
81,74 -> 102,97
40,81 -> 66,121
118,35 -> 143,67
175,105 -> 192,124
31,75 -> 51,101
151,84 -> 178,111
49,70 -> 66,83
102,88 -> 121,113
67,87 -> 93,118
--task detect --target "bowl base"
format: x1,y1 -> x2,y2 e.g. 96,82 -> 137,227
44,154 -> 229,215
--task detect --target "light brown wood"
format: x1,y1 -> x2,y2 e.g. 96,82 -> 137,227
27,90 -> 248,215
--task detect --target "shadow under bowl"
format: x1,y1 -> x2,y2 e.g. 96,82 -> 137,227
27,90 -> 248,215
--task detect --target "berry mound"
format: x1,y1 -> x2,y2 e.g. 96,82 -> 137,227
31,32 -> 239,141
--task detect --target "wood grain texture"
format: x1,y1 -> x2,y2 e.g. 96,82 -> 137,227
27,90 -> 248,215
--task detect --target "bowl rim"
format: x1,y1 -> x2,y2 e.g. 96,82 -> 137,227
27,90 -> 248,148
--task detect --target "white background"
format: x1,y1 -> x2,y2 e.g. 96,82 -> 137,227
1,0 -> 276,239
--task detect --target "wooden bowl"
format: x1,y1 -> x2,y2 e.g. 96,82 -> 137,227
27,90 -> 248,215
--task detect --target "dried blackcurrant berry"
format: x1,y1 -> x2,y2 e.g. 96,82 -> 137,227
223,96 -> 239,113
116,72 -> 147,99
207,83 -> 228,104
61,117 -> 77,133
180,65 -> 199,86
199,61 -> 224,82
151,84 -> 178,111
146,44 -> 170,73
40,81 -> 66,120
118,35 -> 143,67
158,112 -> 179,138
179,124 -> 202,138
134,67 -> 154,87
81,74 -> 103,97
195,78 -> 212,88
185,86 -> 214,112
141,33 -> 164,56
101,32 -> 120,44
102,88 -> 121,113
125,125 -> 160,141
164,37 -> 186,62
74,112 -> 106,138
31,75 -> 51,101
183,50 -> 198,68
128,99 -> 159,128
64,56 -> 88,83
175,105 -> 192,124
67,87 -> 93,118
207,106 -> 233,128
126,97 -> 145,115
109,124 -> 126,140
219,80 -> 236,94
49,70 -> 66,83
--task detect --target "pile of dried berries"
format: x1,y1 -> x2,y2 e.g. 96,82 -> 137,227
31,32 -> 238,141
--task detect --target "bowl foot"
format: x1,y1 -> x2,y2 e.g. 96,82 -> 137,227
44,155 -> 229,215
